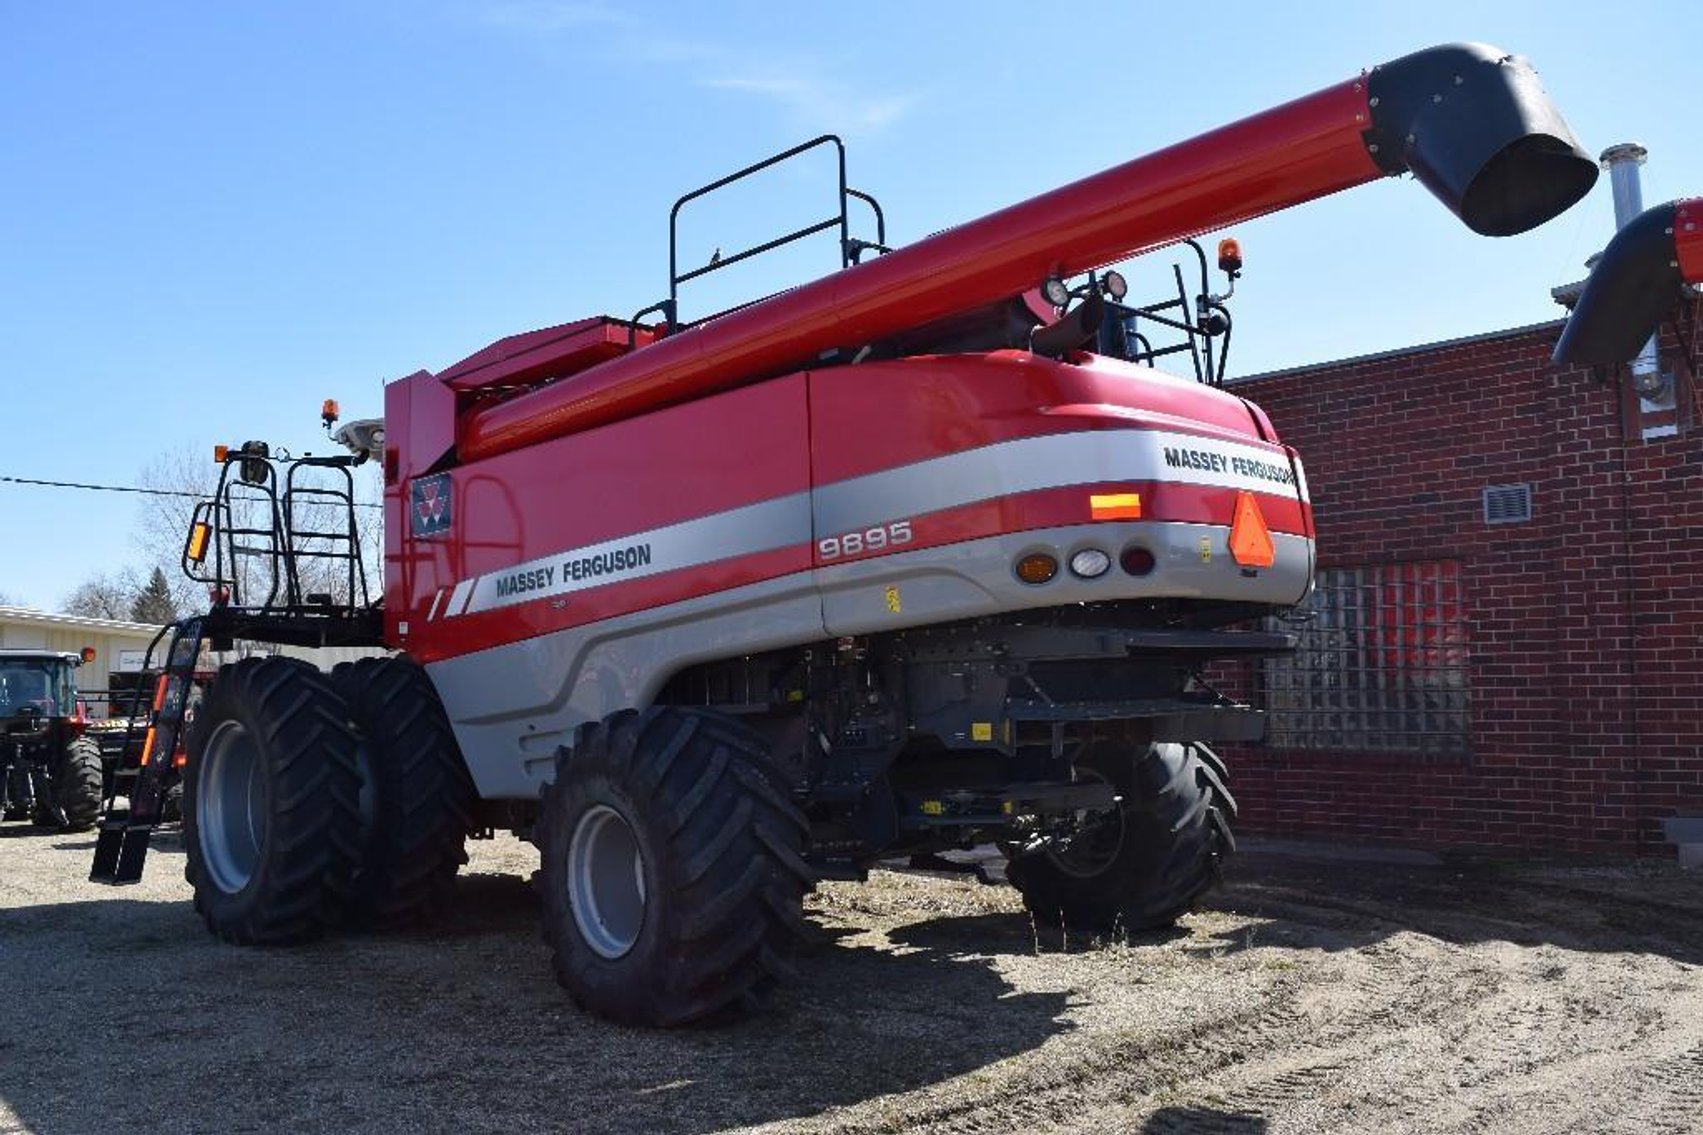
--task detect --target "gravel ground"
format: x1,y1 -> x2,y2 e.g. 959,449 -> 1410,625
2,824 -> 1700,1134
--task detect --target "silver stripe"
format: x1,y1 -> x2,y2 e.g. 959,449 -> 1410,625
813,429 -> 1301,534
451,492 -> 812,618
426,588 -> 446,622
437,428 -> 1298,620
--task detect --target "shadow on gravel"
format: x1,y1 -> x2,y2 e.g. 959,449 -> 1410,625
1142,1106 -> 1268,1133
1206,844 -> 1703,967
0,824 -> 78,840
0,870 -> 1071,1135
889,910 -> 1189,956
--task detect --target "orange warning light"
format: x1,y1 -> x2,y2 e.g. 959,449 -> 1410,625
1089,492 -> 1143,521
187,521 -> 210,563
1228,491 -> 1275,568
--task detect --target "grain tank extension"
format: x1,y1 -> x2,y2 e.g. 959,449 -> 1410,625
93,43 -> 1595,1026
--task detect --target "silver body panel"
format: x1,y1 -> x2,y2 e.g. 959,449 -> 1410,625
429,519 -> 1312,800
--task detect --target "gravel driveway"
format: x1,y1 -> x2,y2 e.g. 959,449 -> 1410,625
2,825 -> 1699,1134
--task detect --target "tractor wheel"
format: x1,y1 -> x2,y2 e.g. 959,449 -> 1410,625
52,737 -> 104,831
332,656 -> 475,929
1006,741 -> 1237,935
538,707 -> 814,1027
183,657 -> 362,945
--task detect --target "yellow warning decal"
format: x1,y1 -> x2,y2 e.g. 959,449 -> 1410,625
1089,492 -> 1142,520
971,722 -> 993,742
884,586 -> 902,613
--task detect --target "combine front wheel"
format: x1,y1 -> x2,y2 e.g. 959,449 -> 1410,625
183,657 -> 362,945
538,707 -> 814,1026
1006,741 -> 1237,934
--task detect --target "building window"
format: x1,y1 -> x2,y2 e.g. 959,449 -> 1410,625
1262,560 -> 1471,755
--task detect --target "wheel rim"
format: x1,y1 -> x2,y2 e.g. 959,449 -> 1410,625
197,719 -> 265,895
568,804 -> 647,960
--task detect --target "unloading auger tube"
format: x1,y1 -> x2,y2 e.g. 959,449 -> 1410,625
458,41 -> 1595,460
1554,197 -> 1703,366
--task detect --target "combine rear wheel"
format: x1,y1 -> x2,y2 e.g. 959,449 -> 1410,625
538,707 -> 814,1026
333,656 -> 475,929
183,657 -> 362,945
50,737 -> 104,831
1006,741 -> 1237,934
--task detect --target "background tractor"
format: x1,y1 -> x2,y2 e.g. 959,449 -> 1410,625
1,650 -> 104,831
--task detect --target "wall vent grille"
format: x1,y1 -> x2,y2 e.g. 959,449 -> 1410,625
1483,483 -> 1534,525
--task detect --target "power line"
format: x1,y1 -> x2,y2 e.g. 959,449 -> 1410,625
2,475 -> 204,499
1,474 -> 383,509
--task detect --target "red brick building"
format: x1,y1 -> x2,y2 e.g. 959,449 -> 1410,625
1217,299 -> 1703,856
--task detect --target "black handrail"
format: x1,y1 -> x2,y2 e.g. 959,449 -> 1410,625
660,135 -> 887,330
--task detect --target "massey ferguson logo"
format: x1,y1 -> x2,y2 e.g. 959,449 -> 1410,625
411,473 -> 452,538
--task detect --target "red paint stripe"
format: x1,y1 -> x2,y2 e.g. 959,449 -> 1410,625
407,544 -> 811,663
817,482 -> 1309,567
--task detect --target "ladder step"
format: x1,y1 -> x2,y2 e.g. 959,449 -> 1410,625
90,822 -> 152,885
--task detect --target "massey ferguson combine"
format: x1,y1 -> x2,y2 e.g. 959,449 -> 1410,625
94,43 -> 1597,1026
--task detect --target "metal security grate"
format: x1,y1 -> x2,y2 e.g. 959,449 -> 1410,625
1483,483 -> 1533,525
1262,561 -> 1471,755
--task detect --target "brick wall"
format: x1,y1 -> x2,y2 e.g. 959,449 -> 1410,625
1219,300 -> 1703,854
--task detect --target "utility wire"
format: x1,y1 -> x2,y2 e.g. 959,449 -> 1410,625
2,475 -> 203,499
1,474 -> 383,509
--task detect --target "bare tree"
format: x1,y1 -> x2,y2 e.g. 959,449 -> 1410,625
62,573 -> 133,620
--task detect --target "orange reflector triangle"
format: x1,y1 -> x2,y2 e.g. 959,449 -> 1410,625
1229,491 -> 1275,568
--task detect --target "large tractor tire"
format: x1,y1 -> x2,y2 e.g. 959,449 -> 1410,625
1006,741 -> 1237,935
538,707 -> 815,1027
183,656 -> 362,945
51,736 -> 104,831
333,656 -> 475,929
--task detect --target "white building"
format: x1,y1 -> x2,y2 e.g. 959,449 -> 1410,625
0,606 -> 168,717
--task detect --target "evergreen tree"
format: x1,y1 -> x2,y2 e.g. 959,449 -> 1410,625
129,567 -> 179,624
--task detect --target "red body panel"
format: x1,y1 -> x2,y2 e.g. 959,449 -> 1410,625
457,80 -> 1377,461
805,352 -> 1270,484
438,317 -> 657,393
393,376 -> 813,661
1678,198 -> 1703,285
391,353 -> 1311,661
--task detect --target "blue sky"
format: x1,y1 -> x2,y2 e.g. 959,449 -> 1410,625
2,1 -> 1697,612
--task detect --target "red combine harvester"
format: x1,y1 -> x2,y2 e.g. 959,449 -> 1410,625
94,43 -> 1596,1026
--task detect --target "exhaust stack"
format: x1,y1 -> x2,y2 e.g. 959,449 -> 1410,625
460,43 -> 1595,463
